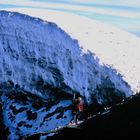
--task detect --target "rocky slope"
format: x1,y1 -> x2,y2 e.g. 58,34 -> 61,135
45,93 -> 140,140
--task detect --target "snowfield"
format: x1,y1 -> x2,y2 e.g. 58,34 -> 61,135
0,9 -> 139,139
5,8 -> 140,93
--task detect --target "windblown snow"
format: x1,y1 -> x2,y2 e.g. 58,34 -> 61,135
0,11 -> 133,139
6,8 -> 140,93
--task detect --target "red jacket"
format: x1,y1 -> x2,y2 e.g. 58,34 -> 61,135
77,101 -> 84,112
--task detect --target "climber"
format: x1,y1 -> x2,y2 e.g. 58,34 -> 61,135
74,96 -> 85,124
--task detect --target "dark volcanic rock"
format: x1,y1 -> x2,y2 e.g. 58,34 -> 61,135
0,103 -> 9,140
45,93 -> 140,140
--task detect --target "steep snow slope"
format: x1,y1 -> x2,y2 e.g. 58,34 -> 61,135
0,10 -> 131,99
0,11 -> 131,139
5,8 -> 140,93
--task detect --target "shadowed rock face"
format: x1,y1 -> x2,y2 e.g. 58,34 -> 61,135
45,93 -> 140,140
0,11 -> 131,139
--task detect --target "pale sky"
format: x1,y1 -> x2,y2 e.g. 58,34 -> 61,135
0,0 -> 140,36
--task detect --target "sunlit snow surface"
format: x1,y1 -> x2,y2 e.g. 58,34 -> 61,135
4,8 -> 140,93
0,10 -> 138,140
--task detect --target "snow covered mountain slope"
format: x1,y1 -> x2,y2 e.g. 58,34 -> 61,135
5,8 -> 140,93
0,11 -> 131,139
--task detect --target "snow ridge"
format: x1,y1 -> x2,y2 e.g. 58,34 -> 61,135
0,11 -> 131,98
0,11 -> 132,139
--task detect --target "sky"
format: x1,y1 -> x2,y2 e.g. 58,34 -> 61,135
0,0 -> 140,37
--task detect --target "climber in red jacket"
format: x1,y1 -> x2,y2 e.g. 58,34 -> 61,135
75,97 -> 84,124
